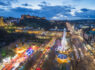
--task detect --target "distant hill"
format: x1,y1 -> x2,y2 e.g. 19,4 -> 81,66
18,15 -> 51,30
68,19 -> 95,24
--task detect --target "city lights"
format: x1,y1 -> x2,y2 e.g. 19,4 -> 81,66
0,1 -> 95,69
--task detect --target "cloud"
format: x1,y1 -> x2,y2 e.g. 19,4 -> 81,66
0,4 -> 95,20
10,7 -> 32,13
22,3 -> 32,6
36,5 -> 73,19
74,8 -> 95,19
40,1 -> 50,6
41,1 -> 47,5
52,13 -> 68,20
0,0 -> 17,6
0,7 -> 32,17
0,2 -> 9,6
72,0 -> 82,2
70,9 -> 76,16
70,9 -> 82,16
0,5 -> 73,18
81,8 -> 89,12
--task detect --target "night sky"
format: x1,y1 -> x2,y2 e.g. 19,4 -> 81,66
0,0 -> 95,20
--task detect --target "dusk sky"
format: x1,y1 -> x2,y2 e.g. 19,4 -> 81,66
0,0 -> 95,20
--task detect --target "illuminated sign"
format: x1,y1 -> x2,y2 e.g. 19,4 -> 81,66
26,48 -> 34,56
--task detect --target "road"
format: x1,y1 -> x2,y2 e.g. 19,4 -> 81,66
70,34 -> 95,70
30,37 -> 56,70
2,47 -> 35,70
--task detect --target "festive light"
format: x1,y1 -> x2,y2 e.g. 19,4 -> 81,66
36,67 -> 41,70
58,54 -> 67,59
57,54 -> 70,64
26,48 -> 34,56
56,28 -> 67,52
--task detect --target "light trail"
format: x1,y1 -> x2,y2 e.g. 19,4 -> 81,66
78,48 -> 84,58
73,45 -> 80,60
31,37 -> 56,70
2,47 -> 34,70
